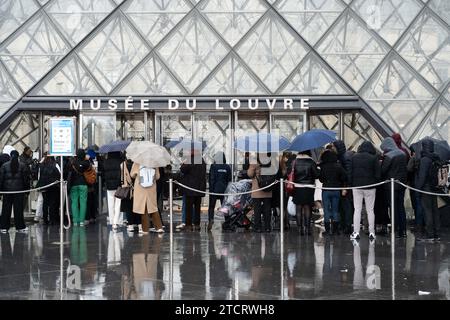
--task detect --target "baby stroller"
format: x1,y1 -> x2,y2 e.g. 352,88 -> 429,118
217,179 -> 253,231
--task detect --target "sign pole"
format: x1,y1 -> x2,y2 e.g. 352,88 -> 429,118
60,156 -> 64,299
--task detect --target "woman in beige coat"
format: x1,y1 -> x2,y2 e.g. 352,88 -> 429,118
130,163 -> 164,233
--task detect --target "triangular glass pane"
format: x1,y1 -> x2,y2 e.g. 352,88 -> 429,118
344,112 -> 383,151
158,12 -> 229,93
198,55 -> 268,94
280,54 -> 351,94
115,55 -> 184,94
413,98 -> 449,141
0,13 -> 70,92
397,10 -> 450,91
237,12 -> 309,93
46,0 -> 115,46
428,0 -> 450,25
79,13 -> 150,93
0,63 -> 21,116
351,0 -> 423,46
317,11 -> 388,92
32,55 -> 104,95
124,0 -> 191,47
0,0 -> 40,44
36,0 -> 50,5
360,55 -> 437,141
446,86 -> 450,101
198,0 -> 268,47
276,0 -> 345,46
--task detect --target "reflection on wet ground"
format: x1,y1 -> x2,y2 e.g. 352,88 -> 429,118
0,218 -> 449,300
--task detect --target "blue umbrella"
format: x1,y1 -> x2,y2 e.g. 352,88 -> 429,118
288,129 -> 337,152
234,133 -> 290,152
98,140 -> 131,154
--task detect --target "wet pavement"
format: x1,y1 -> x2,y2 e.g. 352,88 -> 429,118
0,218 -> 449,300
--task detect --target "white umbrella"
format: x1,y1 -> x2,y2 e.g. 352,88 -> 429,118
2,145 -> 15,155
125,141 -> 171,168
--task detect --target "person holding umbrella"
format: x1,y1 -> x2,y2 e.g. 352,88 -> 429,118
103,151 -> 124,231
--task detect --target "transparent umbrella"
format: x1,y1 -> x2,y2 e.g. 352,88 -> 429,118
125,141 -> 171,168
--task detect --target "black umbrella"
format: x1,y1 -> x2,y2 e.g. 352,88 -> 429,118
411,137 -> 450,161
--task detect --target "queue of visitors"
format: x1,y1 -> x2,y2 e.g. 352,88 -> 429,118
0,133 -> 447,243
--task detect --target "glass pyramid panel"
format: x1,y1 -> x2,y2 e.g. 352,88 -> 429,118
413,98 -> 449,141
198,0 -> 268,47
275,0 -> 345,46
317,11 -> 388,92
0,13 -> 70,92
446,86 -> 450,101
428,0 -> 450,25
0,63 -> 21,116
46,0 -> 116,46
280,53 -> 351,94
237,11 -> 309,93
158,12 -> 229,93
344,112 -> 383,151
79,13 -> 150,93
32,55 -> 104,95
0,0 -> 40,44
351,0 -> 423,46
36,0 -> 50,5
115,55 -> 185,95
198,54 -> 268,95
397,10 -> 450,91
124,0 -> 192,47
360,55 -> 437,142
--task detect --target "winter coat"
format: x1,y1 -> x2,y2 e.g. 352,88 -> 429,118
319,150 -> 347,188
416,139 -> 441,191
0,161 -> 30,191
103,154 -> 123,190
36,161 -> 60,190
407,156 -> 420,187
130,163 -> 159,215
333,140 -> 354,178
0,154 -> 10,168
380,137 -> 408,189
19,154 -> 33,167
67,158 -> 91,188
291,155 -> 319,185
349,141 -> 381,189
180,160 -> 207,197
247,164 -> 273,199
209,163 -> 232,194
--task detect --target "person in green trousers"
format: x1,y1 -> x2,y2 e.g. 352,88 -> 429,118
68,149 -> 91,226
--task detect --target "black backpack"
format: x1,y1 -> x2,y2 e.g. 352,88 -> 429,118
256,174 -> 277,192
429,160 -> 449,191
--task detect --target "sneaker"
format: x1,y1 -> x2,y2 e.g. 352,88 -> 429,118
350,232 -> 360,240
34,217 -> 41,223
149,227 -> 156,232
138,225 -> 147,234
17,227 -> 29,233
127,225 -> 135,232
0,229 -> 8,233
176,223 -> 186,229
369,233 -> 376,241
79,222 -> 85,227
151,228 -> 164,234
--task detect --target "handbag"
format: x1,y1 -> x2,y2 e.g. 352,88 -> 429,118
285,160 -> 296,195
115,162 -> 132,199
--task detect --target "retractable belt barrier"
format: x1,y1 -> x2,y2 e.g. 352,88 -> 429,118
0,181 -> 60,194
396,181 -> 450,197
172,180 -> 278,196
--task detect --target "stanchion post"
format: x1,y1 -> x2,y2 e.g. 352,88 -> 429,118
169,178 -> 173,300
60,156 -> 64,300
280,179 -> 284,300
390,178 -> 395,300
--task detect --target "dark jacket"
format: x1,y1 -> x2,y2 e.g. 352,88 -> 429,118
209,163 -> 232,194
416,139 -> 441,190
103,153 -> 122,190
0,161 -> 30,191
0,154 -> 10,168
37,160 -> 60,189
68,158 -> 91,188
180,158 -> 207,197
319,150 -> 347,188
333,140 -> 354,179
292,155 -> 319,185
19,153 -> 33,167
380,137 -> 407,189
349,141 -> 381,188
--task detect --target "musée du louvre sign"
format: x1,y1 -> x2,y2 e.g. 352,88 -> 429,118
68,97 -> 311,111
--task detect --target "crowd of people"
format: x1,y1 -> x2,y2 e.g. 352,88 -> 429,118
0,133 -> 447,243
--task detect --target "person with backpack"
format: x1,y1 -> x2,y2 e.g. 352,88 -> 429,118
0,150 -> 30,233
208,151 -> 232,231
103,151 -> 123,231
67,149 -> 91,227
349,141 -> 381,241
319,149 -> 347,235
248,153 -> 276,233
416,139 -> 442,242
36,155 -> 60,225
130,162 -> 163,234
380,137 -> 408,238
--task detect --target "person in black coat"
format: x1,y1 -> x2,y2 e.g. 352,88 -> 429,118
207,151 -> 231,231
179,151 -> 207,231
349,141 -> 381,240
291,150 -> 320,235
37,156 -> 60,225
415,139 -> 441,241
333,140 -> 355,234
0,150 -> 30,232
319,149 -> 347,235
380,137 -> 408,238
103,152 -> 123,229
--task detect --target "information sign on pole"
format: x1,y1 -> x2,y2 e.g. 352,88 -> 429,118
49,117 -> 76,156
